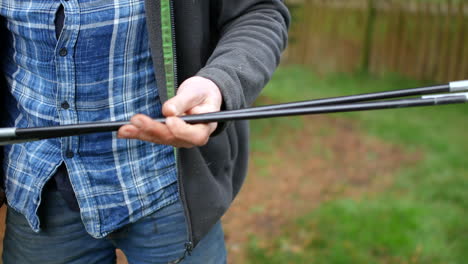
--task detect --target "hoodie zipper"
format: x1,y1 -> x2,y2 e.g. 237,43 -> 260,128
168,0 -> 194,255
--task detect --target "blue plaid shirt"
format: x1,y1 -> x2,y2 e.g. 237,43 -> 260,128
0,0 -> 178,238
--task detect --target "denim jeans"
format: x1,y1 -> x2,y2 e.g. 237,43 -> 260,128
2,190 -> 227,264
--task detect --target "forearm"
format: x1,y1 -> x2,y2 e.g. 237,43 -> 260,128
197,0 -> 290,111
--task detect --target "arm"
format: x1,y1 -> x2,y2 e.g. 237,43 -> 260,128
198,0 -> 290,110
119,1 -> 290,147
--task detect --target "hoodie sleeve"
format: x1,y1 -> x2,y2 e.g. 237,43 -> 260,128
197,0 -> 290,112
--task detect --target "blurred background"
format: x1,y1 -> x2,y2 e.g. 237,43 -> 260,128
2,0 -> 468,263
222,0 -> 468,263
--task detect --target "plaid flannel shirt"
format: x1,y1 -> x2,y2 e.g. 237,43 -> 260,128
0,0 -> 178,238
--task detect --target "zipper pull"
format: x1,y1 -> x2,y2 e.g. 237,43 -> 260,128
184,241 -> 194,256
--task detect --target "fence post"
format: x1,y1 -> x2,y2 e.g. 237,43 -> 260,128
361,0 -> 377,73
458,3 -> 468,79
438,0 -> 452,82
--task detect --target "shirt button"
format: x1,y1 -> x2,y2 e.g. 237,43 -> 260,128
61,101 -> 70,109
59,47 -> 68,56
66,151 -> 74,159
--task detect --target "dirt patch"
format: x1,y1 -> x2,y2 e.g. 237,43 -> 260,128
222,115 -> 420,263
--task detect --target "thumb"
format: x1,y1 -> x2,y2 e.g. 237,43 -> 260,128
162,89 -> 204,117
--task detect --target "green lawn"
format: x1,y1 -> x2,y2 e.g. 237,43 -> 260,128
246,66 -> 468,264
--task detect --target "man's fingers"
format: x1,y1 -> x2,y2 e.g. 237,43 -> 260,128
166,117 -> 216,147
118,114 -> 212,148
163,90 -> 204,117
187,104 -> 219,116
118,114 -> 174,144
118,124 -> 140,138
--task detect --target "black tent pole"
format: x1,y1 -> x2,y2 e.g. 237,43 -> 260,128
209,80 -> 468,115
1,92 -> 466,146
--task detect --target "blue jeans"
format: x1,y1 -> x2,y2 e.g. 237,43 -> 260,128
2,190 -> 226,264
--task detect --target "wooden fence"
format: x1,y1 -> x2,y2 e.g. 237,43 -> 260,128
285,0 -> 468,82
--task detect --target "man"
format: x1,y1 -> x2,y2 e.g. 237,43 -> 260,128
0,0 -> 289,263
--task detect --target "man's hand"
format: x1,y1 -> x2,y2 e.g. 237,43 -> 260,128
117,76 -> 222,148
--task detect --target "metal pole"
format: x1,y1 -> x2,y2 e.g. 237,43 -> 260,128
1,93 -> 466,146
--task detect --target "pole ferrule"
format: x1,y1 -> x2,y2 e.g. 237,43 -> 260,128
449,80 -> 468,92
0,128 -> 16,138
422,92 -> 468,101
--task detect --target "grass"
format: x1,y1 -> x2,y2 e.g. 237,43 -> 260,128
246,66 -> 468,264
